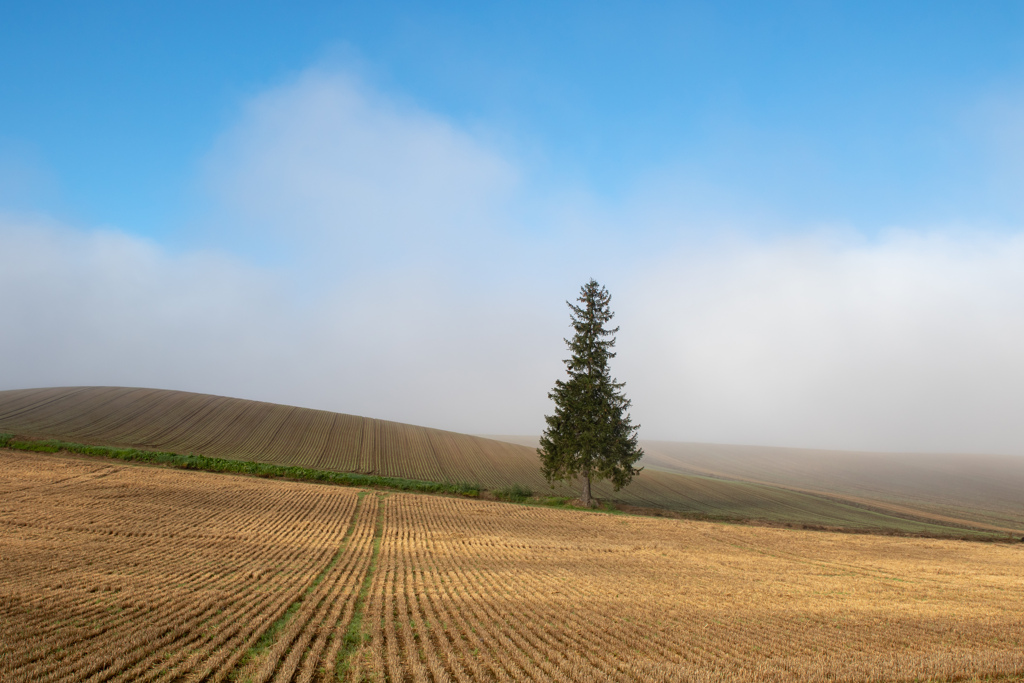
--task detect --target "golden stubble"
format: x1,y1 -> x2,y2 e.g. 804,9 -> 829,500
353,495 -> 1024,682
1,450 -> 1022,682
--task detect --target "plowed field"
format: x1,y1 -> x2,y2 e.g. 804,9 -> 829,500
2,450 -> 1023,682
0,386 -> 1007,534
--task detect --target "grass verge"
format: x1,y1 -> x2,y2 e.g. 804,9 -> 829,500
493,483 -> 533,502
0,433 -> 480,497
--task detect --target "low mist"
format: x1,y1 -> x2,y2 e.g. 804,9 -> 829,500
4,69 -> 1024,456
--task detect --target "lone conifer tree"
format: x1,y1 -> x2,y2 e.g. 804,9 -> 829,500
538,279 -> 643,507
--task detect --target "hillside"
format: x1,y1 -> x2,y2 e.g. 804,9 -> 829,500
0,386 -> 1015,535
490,436 -> 1024,533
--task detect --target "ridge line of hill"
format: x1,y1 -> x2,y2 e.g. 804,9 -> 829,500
2,386 -> 1021,537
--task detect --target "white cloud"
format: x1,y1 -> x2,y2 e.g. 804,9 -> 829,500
201,69 -> 519,266
0,215 -> 561,435
5,69 -> 1024,456
0,217 -> 292,397
620,231 -> 1024,454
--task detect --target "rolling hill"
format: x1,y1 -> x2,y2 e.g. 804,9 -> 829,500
1,386 -> 1018,535
491,436 -> 1024,533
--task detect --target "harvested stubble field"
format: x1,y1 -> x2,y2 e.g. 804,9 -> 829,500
0,386 -> 1011,535
2,449 -> 1023,682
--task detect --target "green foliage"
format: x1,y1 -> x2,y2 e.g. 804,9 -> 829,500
494,483 -> 533,502
0,432 -> 13,448
10,439 -> 61,453
449,482 -> 481,497
538,279 -> 643,505
3,437 -> 481,497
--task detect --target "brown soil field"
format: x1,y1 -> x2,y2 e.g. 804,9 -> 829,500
491,435 -> 1024,534
2,449 -> 1023,682
1,386 -> 1014,535
637,441 -> 1024,532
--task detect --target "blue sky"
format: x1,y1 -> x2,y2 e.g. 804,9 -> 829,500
4,2 -> 1024,453
6,1 -> 1024,235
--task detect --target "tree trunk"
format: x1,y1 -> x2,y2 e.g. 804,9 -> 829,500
581,471 -> 593,508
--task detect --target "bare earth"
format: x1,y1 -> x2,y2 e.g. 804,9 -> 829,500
2,449 -> 1023,682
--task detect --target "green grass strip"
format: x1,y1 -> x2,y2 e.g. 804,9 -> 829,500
493,483 -> 533,502
335,494 -> 386,681
230,492 -> 368,682
0,434 -> 480,497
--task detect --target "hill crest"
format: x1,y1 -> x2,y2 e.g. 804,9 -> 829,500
3,386 -> 1021,534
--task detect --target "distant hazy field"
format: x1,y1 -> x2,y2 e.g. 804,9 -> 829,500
2,450 -> 1022,682
491,434 -> 1024,534
638,440 -> 1024,532
1,386 -> 1020,535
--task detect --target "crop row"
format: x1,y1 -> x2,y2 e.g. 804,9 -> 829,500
0,452 -> 361,682
3,449 -> 1023,682
347,494 -> 1024,682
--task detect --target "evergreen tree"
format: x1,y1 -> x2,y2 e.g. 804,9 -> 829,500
538,279 -> 643,507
